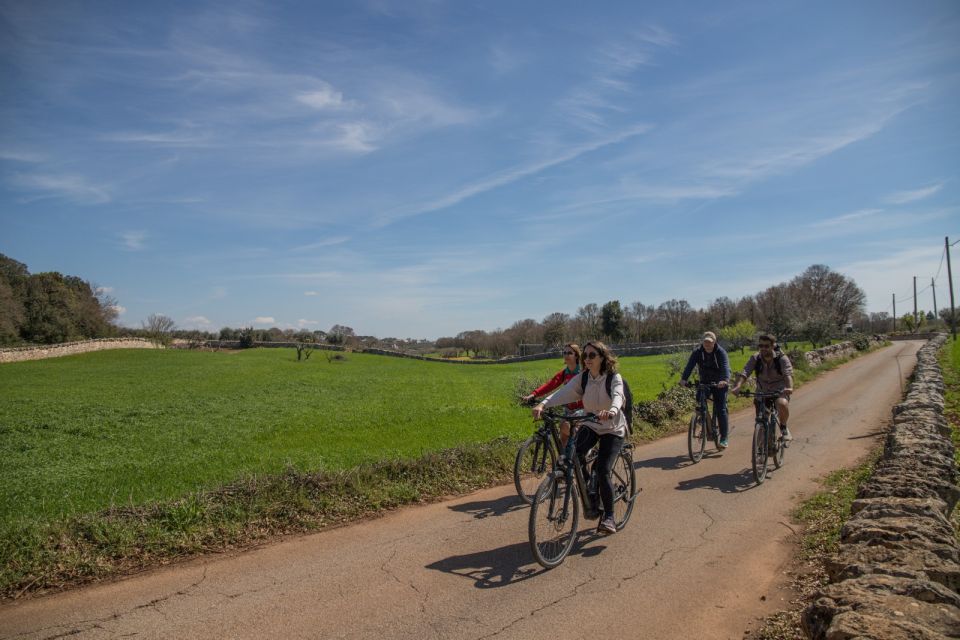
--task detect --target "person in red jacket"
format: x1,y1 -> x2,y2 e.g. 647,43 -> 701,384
523,343 -> 584,446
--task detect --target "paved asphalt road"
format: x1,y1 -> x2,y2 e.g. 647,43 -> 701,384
0,341 -> 923,640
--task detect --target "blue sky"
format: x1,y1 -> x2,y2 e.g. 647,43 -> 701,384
1,1 -> 958,339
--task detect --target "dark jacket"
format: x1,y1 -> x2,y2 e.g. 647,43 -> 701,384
681,345 -> 731,384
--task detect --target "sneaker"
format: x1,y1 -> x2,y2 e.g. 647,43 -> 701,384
718,438 -> 728,449
781,426 -> 792,441
597,515 -> 617,535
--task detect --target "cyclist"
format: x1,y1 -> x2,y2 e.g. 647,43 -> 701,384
730,333 -> 794,444
531,340 -> 626,536
522,343 -> 583,447
679,331 -> 732,448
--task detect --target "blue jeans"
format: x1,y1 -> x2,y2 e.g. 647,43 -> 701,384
699,386 -> 729,439
575,428 -> 624,516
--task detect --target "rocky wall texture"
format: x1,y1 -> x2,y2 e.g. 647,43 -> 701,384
802,334 -> 960,639
0,338 -> 160,364
803,341 -> 857,368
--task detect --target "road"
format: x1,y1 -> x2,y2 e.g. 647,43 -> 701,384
0,341 -> 922,640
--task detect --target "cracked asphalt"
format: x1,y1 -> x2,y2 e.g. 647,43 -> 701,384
0,341 -> 922,640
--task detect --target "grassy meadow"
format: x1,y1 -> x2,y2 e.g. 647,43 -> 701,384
1,346 -> 750,530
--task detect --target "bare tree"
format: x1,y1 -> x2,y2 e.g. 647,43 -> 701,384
143,314 -> 176,346
541,312 -> 570,348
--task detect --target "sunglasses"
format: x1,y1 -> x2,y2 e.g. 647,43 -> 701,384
583,351 -> 600,360
562,351 -> 576,356
758,343 -> 773,349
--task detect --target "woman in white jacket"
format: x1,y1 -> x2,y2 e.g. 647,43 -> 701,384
532,340 -> 626,535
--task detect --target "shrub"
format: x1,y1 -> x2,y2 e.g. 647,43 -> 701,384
850,333 -> 871,351
787,348 -> 810,373
635,384 -> 695,427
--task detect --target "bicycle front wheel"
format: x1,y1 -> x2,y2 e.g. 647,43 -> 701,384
771,417 -> 785,469
687,412 -> 706,463
610,447 -> 637,530
529,472 -> 580,569
514,435 -> 557,505
752,422 -> 768,484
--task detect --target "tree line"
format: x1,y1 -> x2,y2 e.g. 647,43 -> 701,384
0,254 -> 119,345
435,264 -> 874,358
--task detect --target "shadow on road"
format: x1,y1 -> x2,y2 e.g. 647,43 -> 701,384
448,495 -> 526,519
675,468 -> 757,493
426,533 -> 610,589
633,454 -> 695,471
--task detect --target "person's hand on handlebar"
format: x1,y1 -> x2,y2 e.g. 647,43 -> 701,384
717,380 -> 728,389
678,379 -> 690,388
531,403 -> 545,420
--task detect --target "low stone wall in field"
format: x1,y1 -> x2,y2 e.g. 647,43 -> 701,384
361,342 -> 699,365
802,341 -> 857,368
802,334 -> 960,639
0,338 -> 160,364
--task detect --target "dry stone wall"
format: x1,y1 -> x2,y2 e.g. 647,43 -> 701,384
0,338 -> 161,364
802,334 -> 960,639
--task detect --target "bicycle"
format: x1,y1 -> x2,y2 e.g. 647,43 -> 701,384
686,380 -> 722,463
514,416 -> 560,505
739,390 -> 785,484
528,409 -> 637,568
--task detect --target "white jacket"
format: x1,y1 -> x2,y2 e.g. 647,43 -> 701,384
540,371 -> 627,437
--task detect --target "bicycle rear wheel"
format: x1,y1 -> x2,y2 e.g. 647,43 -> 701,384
752,422 -> 768,484
687,412 -> 706,463
771,416 -> 785,469
529,472 -> 580,568
514,434 -> 557,505
610,447 -> 637,530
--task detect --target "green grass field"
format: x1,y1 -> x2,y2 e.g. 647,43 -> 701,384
1,347 -> 743,529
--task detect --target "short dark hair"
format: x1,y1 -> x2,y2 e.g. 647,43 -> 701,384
758,333 -> 776,346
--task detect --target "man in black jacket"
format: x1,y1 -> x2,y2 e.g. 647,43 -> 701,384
680,331 -> 732,448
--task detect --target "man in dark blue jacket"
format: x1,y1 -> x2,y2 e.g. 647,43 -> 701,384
680,331 -> 732,447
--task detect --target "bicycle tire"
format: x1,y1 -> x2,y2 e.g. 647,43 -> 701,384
687,412 -> 706,463
514,434 -> 557,505
529,471 -> 580,568
771,415 -> 785,469
710,411 -> 721,450
610,448 -> 637,530
752,421 -> 768,483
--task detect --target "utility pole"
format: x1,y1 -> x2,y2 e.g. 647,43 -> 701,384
948,236 -> 957,340
913,276 -> 918,331
932,278 -> 938,320
892,294 -> 897,332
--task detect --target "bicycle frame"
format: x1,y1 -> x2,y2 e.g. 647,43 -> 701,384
540,412 -> 599,518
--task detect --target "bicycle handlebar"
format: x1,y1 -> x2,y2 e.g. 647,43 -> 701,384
537,408 -> 600,423
738,390 -> 783,398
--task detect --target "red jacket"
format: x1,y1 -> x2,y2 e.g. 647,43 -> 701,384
532,367 -> 584,411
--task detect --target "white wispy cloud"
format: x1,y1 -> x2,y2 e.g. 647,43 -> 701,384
120,230 -> 147,251
95,286 -> 115,294
9,172 -> 111,204
103,130 -> 214,147
212,286 -> 227,299
297,318 -> 320,327
292,236 -> 351,251
110,305 -> 127,316
375,123 -> 652,226
0,149 -> 45,163
812,209 -> 883,228
185,315 -> 212,326
296,83 -> 348,110
254,316 -> 275,324
883,182 -> 944,205
304,291 -> 319,296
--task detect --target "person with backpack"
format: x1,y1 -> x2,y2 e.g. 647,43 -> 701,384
522,343 -> 584,447
679,331 -> 732,448
730,333 -> 794,444
531,340 -> 627,536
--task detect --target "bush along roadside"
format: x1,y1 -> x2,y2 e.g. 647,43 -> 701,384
801,334 -> 960,639
0,338 -> 888,601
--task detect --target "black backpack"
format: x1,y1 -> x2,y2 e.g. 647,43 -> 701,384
580,370 -> 634,434
753,345 -> 785,376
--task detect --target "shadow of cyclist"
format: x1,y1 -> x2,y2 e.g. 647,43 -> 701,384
447,495 -> 526,520
426,536 -> 611,588
633,454 -> 696,470
675,468 -> 757,493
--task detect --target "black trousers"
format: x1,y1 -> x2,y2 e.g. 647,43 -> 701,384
575,428 -> 624,516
